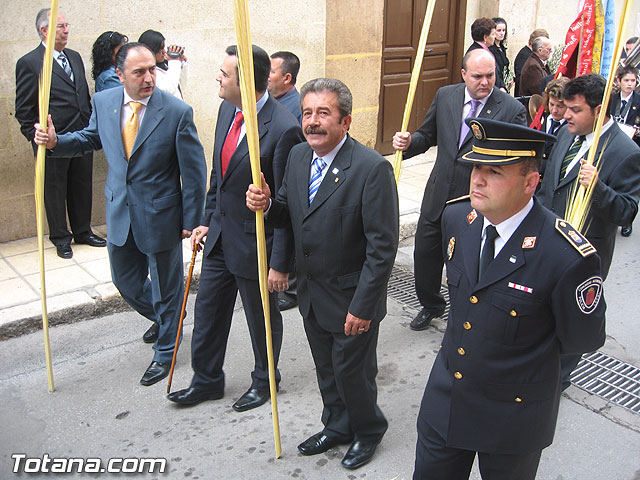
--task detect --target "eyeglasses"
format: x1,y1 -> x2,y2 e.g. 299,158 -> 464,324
56,23 -> 70,29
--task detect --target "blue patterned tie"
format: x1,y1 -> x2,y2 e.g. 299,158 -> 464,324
58,52 -> 73,80
308,156 -> 326,205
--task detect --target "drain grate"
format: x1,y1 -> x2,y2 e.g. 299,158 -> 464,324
387,265 -> 450,320
388,265 -> 640,415
571,351 -> 640,414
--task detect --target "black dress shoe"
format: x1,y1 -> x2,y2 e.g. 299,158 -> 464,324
410,307 -> 445,331
140,361 -> 170,386
232,387 -> 269,412
142,323 -> 159,343
278,295 -> 297,311
297,432 -> 352,456
621,225 -> 632,237
341,439 -> 380,470
167,386 -> 224,406
75,233 -> 106,247
56,244 -> 73,259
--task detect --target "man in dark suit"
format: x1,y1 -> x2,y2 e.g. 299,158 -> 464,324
247,78 -> 399,470
167,45 -> 303,411
15,8 -> 105,259
414,118 -> 606,480
35,43 -> 207,386
393,49 -> 526,331
538,73 -> 640,388
519,36 -> 552,96
514,28 -> 549,96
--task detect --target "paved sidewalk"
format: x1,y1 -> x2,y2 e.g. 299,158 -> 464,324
0,151 -> 436,338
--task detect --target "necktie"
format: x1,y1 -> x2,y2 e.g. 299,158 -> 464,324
459,99 -> 480,148
559,135 -> 585,180
58,52 -> 73,80
478,225 -> 499,281
308,156 -> 326,205
621,99 -> 628,110
550,119 -> 560,135
221,111 -> 244,177
121,101 -> 143,160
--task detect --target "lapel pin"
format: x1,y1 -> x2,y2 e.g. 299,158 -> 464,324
447,237 -> 455,260
334,177 -> 339,183
509,255 -> 517,263
467,209 -> 477,224
486,109 -> 491,114
332,167 -> 339,174
522,236 -> 536,248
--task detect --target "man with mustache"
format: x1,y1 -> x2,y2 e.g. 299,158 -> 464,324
247,78 -> 399,469
34,42 -> 207,386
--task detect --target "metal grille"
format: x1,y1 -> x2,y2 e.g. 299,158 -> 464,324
387,265 -> 450,320
571,351 -> 640,414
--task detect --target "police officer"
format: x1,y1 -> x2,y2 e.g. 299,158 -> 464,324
413,118 -> 606,480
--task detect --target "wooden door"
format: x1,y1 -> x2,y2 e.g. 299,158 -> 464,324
376,0 -> 467,154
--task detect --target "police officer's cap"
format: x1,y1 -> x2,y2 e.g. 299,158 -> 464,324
459,118 -> 556,166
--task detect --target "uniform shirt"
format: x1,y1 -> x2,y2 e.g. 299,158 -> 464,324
481,198 -> 534,259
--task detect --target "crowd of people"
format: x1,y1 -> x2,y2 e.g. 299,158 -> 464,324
14,7 -> 640,480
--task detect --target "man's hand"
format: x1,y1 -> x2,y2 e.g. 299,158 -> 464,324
190,226 -> 208,252
579,159 -> 598,187
34,114 -> 57,149
344,312 -> 371,336
246,172 -> 272,212
268,269 -> 289,293
392,131 -> 411,151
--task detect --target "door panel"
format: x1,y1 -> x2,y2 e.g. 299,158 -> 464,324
376,0 -> 467,154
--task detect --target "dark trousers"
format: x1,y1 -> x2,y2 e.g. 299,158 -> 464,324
303,306 -> 388,443
414,421 -> 542,480
414,213 -> 446,312
44,152 -> 94,246
107,229 -> 184,363
190,240 -> 282,391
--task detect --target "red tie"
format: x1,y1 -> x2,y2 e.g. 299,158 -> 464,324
221,111 -> 244,177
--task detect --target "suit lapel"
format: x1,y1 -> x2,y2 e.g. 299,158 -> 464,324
459,88 -> 501,150
130,89 -> 163,159
453,85 -> 466,148
475,202 -> 544,291
52,55 -> 74,87
297,148 -> 313,212
552,132 -> 575,189
304,136 -> 352,218
110,90 -> 126,160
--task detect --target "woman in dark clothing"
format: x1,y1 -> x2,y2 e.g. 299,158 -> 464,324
489,17 -> 511,93
91,31 -> 128,92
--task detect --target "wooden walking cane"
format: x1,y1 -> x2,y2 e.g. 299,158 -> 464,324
36,0 -> 61,392
392,0 -> 437,184
167,237 -> 199,394
232,0 -> 282,458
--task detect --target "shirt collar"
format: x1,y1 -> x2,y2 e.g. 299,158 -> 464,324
235,90 -> 270,116
313,134 -> 348,166
621,92 -> 633,102
123,90 -> 151,107
583,117 -> 614,144
483,198 -> 534,243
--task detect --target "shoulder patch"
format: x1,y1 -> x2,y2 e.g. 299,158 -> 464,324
446,194 -> 470,205
555,219 -> 597,257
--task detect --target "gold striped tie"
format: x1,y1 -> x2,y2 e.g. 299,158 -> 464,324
122,101 -> 143,160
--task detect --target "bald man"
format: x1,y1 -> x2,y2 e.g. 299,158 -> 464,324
393,49 -> 527,332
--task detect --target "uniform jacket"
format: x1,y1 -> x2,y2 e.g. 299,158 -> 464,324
15,44 -> 91,152
421,199 -> 606,454
51,86 -> 207,254
519,52 -> 550,96
268,135 -> 399,331
202,96 -> 304,278
404,83 -> 527,222
537,121 -> 640,278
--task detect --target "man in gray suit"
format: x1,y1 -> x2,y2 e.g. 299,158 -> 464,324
537,73 -> 640,388
247,78 -> 399,470
393,49 -> 526,332
35,43 -> 207,386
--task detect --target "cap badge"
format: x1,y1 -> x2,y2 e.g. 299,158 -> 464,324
470,120 -> 485,140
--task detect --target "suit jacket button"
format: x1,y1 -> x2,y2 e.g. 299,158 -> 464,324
221,210 -> 225,216
457,347 -> 466,355
463,321 -> 472,330
469,295 -> 478,304
515,397 -> 523,403
303,250 -> 310,257
454,371 -> 463,380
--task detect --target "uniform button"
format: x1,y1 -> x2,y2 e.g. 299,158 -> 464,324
457,347 -> 466,356
515,397 -> 522,403
510,310 -> 517,317
469,296 -> 478,304
463,321 -> 472,330
221,210 -> 225,216
454,372 -> 463,380
303,250 -> 310,257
